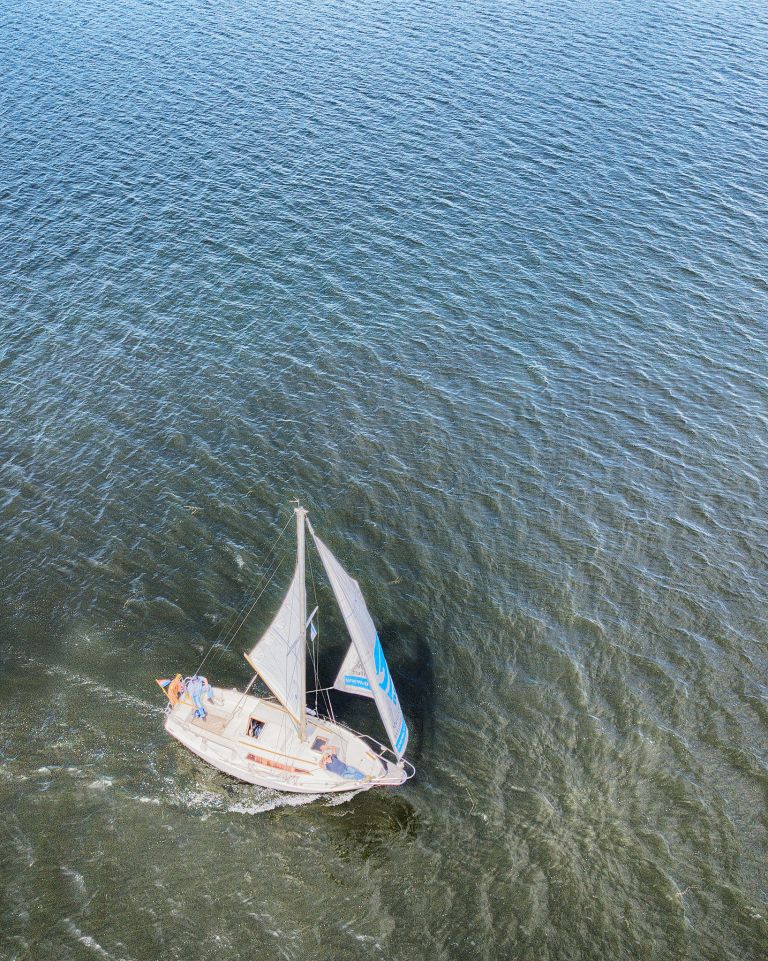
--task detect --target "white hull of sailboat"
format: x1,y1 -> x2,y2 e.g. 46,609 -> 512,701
165,686 -> 409,794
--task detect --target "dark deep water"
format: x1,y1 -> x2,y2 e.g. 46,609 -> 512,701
2,1 -> 768,958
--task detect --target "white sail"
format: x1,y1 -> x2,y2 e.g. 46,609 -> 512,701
333,643 -> 374,700
244,509 -> 307,733
308,522 -> 408,759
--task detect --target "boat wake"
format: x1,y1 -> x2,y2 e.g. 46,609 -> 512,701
10,650 -> 162,717
147,783 -> 367,816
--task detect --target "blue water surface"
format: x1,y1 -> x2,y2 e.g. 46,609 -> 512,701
1,1 -> 768,959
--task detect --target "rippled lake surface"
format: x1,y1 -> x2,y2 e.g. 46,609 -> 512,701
2,0 -> 768,958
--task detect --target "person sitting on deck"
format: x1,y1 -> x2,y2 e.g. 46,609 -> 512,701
185,675 -> 214,719
320,751 -> 365,781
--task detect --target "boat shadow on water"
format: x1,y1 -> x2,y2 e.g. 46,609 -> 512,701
309,622 -> 432,857
315,790 -> 419,862
321,618 -> 435,771
380,620 -> 436,769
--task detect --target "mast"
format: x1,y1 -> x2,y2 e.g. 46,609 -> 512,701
294,504 -> 308,740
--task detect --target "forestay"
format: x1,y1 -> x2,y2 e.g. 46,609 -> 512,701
308,522 -> 408,758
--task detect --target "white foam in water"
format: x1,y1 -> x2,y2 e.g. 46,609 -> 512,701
227,792 -> 324,814
195,785 -> 372,815
88,777 -> 113,790
14,650 -> 162,717
57,667 -> 162,716
61,866 -> 87,897
11,823 -> 35,868
64,920 -> 134,960
340,922 -> 379,946
160,781 -> 366,816
174,786 -> 295,815
323,787 -> 369,806
132,780 -> 361,814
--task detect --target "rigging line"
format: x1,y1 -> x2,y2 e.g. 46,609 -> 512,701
205,550 -> 285,669
212,511 -> 294,647
211,544 -> 288,656
196,548 -> 288,677
216,511 -> 293,635
193,512 -> 294,677
208,546 -> 291,668
215,549 -> 294,723
195,549 -> 288,679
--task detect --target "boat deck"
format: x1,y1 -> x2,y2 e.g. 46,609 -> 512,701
189,708 -> 230,735
165,685 -> 406,793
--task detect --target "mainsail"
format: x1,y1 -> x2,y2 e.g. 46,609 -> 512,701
308,522 -> 409,759
244,508 -> 307,734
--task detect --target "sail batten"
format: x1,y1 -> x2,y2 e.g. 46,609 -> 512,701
308,522 -> 409,759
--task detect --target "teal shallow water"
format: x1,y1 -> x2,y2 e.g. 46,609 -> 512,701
2,1 -> 768,959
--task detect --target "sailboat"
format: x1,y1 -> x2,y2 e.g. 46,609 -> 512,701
156,505 -> 414,793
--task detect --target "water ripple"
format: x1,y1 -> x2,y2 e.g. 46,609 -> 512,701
2,0 -> 768,959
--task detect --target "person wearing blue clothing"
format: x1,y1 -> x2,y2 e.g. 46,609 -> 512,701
185,675 -> 214,719
320,750 -> 365,780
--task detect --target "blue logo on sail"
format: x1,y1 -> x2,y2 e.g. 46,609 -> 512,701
374,634 -> 398,705
343,674 -> 371,691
